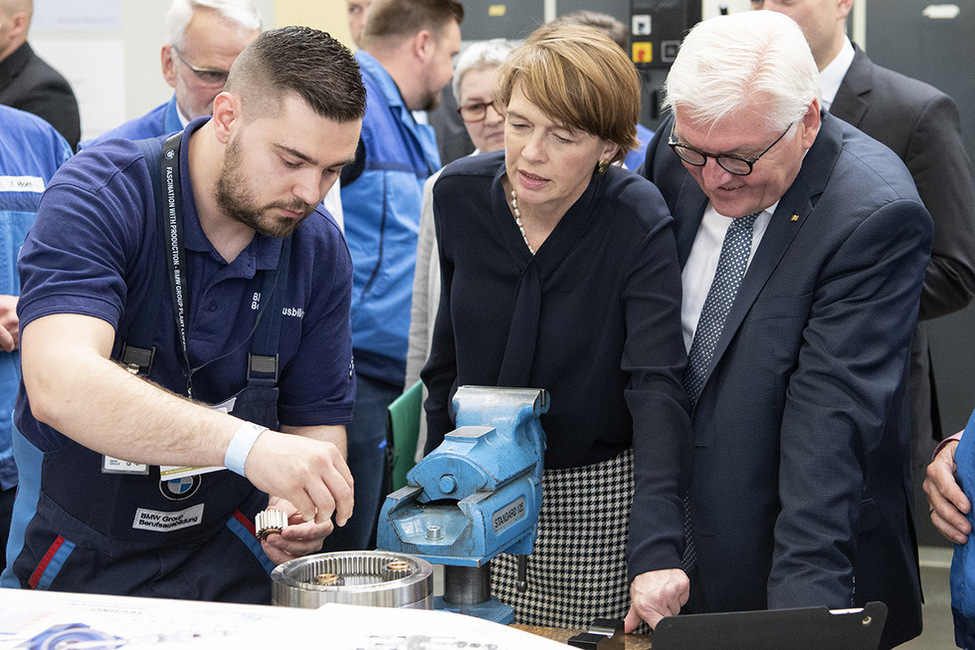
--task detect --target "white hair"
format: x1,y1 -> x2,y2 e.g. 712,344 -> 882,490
452,38 -> 517,103
164,0 -> 262,49
664,10 -> 820,132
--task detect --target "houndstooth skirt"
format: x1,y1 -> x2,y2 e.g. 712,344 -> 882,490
492,448 -> 634,628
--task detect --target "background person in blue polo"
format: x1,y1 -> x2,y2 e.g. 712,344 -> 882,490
0,105 -> 73,575
1,26 -> 363,603
332,0 -> 462,551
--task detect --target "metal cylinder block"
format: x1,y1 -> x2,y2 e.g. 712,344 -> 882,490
271,551 -> 434,609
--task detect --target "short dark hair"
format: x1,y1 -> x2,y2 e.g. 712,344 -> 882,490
226,25 -> 366,123
362,0 -> 464,46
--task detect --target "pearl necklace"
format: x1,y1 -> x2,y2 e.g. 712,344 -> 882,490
509,189 -> 535,255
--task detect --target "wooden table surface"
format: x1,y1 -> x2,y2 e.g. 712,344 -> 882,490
512,624 -> 653,649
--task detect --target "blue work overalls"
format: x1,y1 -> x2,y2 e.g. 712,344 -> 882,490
3,135 -> 290,602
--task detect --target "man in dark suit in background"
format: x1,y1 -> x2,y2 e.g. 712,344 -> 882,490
0,0 -> 80,150
636,11 -> 930,649
752,0 -> 975,489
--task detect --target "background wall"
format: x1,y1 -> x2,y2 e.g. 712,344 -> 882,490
29,0 -> 354,142
25,0 -> 855,141
24,0 -> 792,142
274,0 -> 351,46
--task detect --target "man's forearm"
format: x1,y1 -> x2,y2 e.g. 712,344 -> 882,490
22,312 -> 355,526
282,424 -> 348,459
22,313 -> 239,468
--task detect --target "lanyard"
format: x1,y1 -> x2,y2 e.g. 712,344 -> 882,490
156,133 -> 283,399
159,133 -> 194,396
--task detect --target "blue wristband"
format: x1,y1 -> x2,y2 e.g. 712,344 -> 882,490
225,422 -> 268,477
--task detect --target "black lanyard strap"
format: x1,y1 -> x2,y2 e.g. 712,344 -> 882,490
159,133 -> 194,395
121,132 -> 289,398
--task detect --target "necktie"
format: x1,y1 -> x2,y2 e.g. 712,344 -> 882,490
684,212 -> 760,406
682,211 -> 760,571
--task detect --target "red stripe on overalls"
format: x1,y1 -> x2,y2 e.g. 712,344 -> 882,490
29,536 -> 66,588
233,510 -> 257,537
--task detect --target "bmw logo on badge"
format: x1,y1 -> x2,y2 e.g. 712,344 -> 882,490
160,475 -> 201,501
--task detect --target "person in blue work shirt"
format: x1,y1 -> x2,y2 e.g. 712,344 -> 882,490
1,26 -> 364,604
0,105 -> 73,574
79,0 -> 261,150
331,0 -> 462,551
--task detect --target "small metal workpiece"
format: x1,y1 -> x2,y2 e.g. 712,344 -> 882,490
568,618 -> 626,650
315,573 -> 343,586
382,559 -> 412,582
255,508 -> 288,540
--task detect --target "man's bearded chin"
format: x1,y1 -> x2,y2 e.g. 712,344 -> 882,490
216,139 -> 314,238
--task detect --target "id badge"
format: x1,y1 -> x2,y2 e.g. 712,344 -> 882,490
102,455 -> 149,475
102,396 -> 238,478
159,396 -> 237,480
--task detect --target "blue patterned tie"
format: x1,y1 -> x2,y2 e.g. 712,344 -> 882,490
684,212 -> 760,406
682,211 -> 759,571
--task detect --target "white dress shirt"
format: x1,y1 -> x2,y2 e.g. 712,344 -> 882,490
681,202 -> 777,351
818,37 -> 856,110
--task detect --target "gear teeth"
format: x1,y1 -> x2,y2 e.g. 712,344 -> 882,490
255,508 -> 288,540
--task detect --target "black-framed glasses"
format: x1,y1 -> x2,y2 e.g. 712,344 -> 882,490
172,47 -> 230,87
457,100 -> 498,123
668,121 -> 794,176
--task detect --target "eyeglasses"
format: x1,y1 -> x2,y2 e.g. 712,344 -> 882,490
457,100 -> 499,123
172,47 -> 230,87
668,122 -> 794,176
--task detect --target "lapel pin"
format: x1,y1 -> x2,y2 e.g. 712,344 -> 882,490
791,214 -> 799,222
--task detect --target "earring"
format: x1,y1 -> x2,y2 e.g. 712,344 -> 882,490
597,159 -> 609,174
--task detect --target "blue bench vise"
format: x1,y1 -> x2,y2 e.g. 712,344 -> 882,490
377,385 -> 549,624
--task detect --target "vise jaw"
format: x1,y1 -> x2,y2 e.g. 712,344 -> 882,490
377,386 -> 548,567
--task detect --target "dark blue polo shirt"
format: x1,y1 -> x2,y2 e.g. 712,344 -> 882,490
14,118 -> 355,452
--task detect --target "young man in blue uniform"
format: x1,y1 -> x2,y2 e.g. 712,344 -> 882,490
0,105 -> 73,573
1,26 -> 364,604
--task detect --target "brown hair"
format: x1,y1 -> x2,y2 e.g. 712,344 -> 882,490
362,0 -> 464,46
226,26 -> 365,123
496,23 -> 640,163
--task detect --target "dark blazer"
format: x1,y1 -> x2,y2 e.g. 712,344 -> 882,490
643,112 -> 931,650
831,46 -> 975,456
0,42 -> 81,151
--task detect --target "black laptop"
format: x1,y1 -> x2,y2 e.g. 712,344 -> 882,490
650,602 -> 888,650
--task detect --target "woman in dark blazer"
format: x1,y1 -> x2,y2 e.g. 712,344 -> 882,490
421,23 -> 692,630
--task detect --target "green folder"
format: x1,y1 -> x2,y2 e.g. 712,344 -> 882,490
386,380 -> 423,491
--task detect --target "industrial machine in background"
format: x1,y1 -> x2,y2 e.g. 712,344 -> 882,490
453,1 -> 704,133
629,0 -> 703,129
377,386 -> 550,624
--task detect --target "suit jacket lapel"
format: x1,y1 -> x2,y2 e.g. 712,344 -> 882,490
701,113 -> 843,385
830,46 -> 872,128
673,175 -> 709,267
